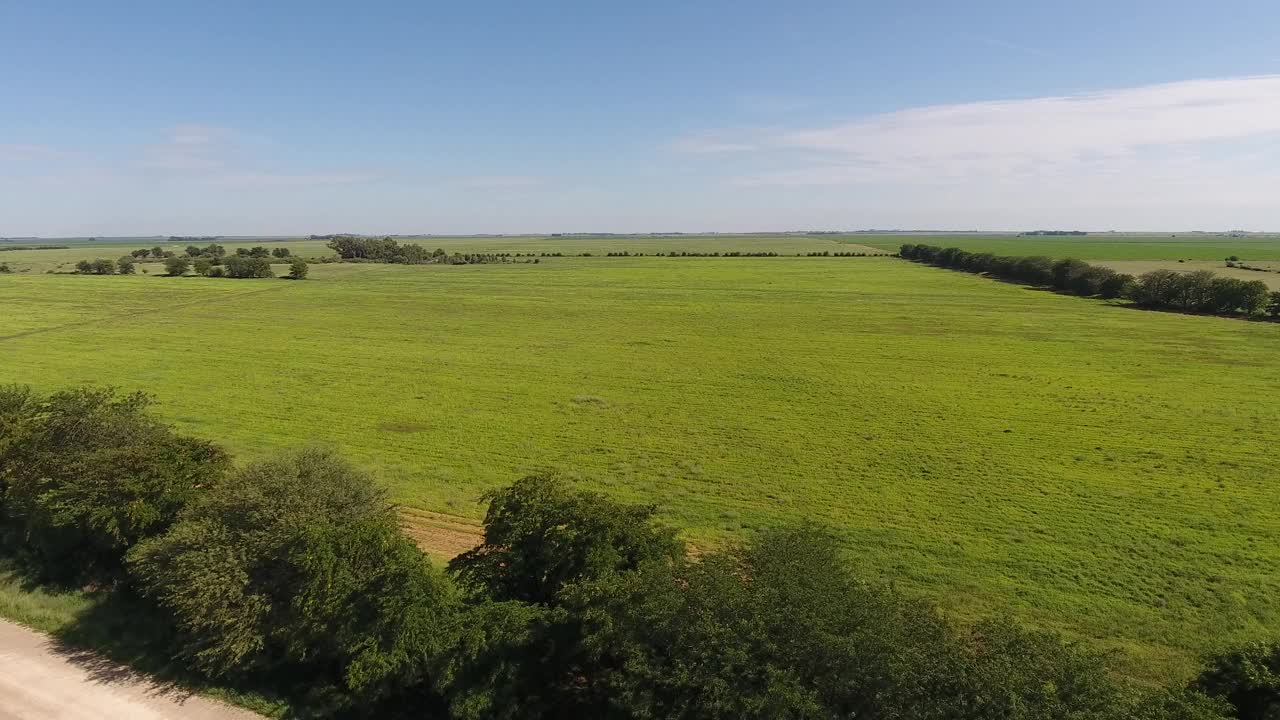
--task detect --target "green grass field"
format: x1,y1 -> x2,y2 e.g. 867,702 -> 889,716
2,240 -> 1279,681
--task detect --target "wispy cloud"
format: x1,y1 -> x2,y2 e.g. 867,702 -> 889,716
452,175 -> 546,189
666,138 -> 759,154
0,143 -> 73,161
206,172 -> 376,188
674,75 -> 1280,187
140,124 -> 234,171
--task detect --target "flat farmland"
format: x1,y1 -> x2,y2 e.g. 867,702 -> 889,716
2,256 -> 1279,680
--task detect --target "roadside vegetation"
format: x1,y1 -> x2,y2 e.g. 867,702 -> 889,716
1,384 -> 1275,718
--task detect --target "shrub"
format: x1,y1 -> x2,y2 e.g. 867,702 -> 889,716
129,447 -> 456,706
1193,642 -> 1280,720
116,257 -> 136,275
272,247 -> 291,258
288,257 -> 309,280
223,255 -> 274,278
450,473 -> 683,605
0,386 -> 229,585
193,257 -> 213,276
1099,271 -> 1134,299
164,255 -> 191,276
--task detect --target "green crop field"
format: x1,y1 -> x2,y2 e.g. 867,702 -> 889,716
1,239 -> 1278,682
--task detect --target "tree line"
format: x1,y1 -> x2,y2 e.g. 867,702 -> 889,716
0,244 -> 69,251
326,236 -> 515,265
0,384 -> 1275,719
899,244 -> 1280,318
74,253 -> 307,279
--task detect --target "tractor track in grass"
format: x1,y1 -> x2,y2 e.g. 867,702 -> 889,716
399,507 -> 484,559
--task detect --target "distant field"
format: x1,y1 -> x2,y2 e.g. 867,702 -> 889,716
2,256 -> 1278,681
0,234 -> 883,274
1097,260 -> 1280,290
852,234 -> 1280,260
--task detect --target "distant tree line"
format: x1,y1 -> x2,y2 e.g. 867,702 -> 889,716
1020,230 -> 1089,236
73,251 -> 306,279
326,236 -> 518,265
900,244 -> 1280,319
0,244 -> 69,251
0,383 -> 1275,719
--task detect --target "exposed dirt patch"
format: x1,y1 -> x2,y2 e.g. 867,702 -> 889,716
400,507 -> 484,559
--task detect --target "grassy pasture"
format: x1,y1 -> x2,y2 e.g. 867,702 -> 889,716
0,233 -> 881,274
1,249 -> 1279,681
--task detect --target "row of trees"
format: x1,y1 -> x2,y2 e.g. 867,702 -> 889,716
326,236 -> 513,265
0,384 -> 1275,718
899,244 -> 1280,318
0,244 -> 68,251
74,255 -> 306,279
76,257 -> 134,275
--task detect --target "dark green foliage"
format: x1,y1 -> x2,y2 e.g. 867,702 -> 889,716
150,246 -> 165,258
900,244 -> 1271,319
272,247 -> 291,258
288,257 -> 309,280
326,236 -> 511,265
185,245 -> 203,257
223,255 -> 274,278
192,257 -> 213,276
163,255 -> 191,276
1269,291 -> 1280,318
116,257 -> 136,274
129,447 -> 456,712
0,262 -> 10,273
1193,642 -> 1280,720
443,514 -> 1224,720
450,473 -> 683,605
75,258 -> 118,274
1099,271 -> 1134,299
0,386 -> 229,585
130,248 -> 151,258
248,246 -> 270,258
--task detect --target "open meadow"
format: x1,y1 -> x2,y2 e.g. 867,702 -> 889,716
2,235 -> 1279,681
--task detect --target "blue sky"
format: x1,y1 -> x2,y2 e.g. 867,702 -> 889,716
3,1 -> 1280,236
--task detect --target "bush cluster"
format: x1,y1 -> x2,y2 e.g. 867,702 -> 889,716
0,384 -> 1274,719
900,244 -> 1278,317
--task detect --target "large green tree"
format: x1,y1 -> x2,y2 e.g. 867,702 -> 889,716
0,386 -> 228,584
129,448 -> 456,711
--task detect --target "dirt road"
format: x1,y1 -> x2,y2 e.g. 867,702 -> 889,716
0,620 -> 262,720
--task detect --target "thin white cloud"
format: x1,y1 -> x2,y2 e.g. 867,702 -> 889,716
666,138 -> 758,154
141,125 -> 234,171
676,75 -> 1280,187
452,175 -> 546,189
206,172 -> 376,187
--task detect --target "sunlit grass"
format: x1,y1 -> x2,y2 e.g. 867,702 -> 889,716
2,255 -> 1278,681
